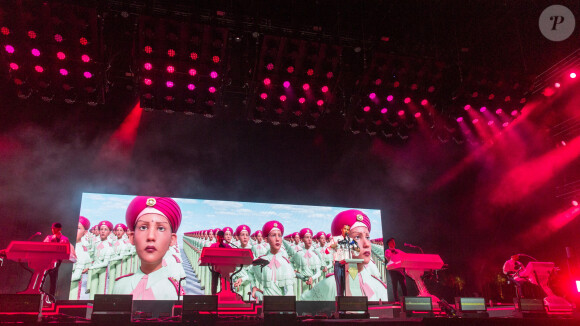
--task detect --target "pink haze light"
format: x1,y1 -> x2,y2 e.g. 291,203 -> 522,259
5,45 -> 14,54
283,81 -> 290,88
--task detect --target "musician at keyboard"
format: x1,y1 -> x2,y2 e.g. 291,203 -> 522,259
42,222 -> 71,301
384,237 -> 408,303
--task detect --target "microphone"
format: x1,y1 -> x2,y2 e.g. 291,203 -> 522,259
404,242 -> 416,248
28,232 -> 42,241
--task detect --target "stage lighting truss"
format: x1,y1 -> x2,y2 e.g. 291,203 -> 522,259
249,35 -> 341,128
0,0 -> 104,106
137,17 -> 227,117
348,53 -> 444,140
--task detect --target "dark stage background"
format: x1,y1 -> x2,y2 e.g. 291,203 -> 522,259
0,0 -> 579,304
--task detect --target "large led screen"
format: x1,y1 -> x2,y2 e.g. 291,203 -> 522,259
69,193 -> 385,301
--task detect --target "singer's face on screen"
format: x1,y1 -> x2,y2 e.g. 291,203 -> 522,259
303,233 -> 313,248
350,226 -> 371,265
208,231 -> 214,241
99,225 -> 111,241
130,213 -> 177,273
341,225 -> 350,237
293,234 -> 300,244
239,230 -> 250,247
224,230 -> 232,242
116,227 -> 125,239
267,229 -> 282,253
77,223 -> 87,242
256,233 -> 263,242
319,235 -> 326,246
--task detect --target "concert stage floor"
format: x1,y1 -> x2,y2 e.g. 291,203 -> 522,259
1,300 -> 579,325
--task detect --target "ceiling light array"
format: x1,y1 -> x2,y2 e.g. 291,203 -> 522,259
137,17 -> 227,117
0,1 -> 103,105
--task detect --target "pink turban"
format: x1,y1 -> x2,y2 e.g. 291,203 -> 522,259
235,225 -> 251,236
78,216 -> 91,230
125,196 -> 182,232
327,233 -> 331,239
331,209 -> 371,236
114,223 -> 128,232
262,220 -> 284,236
223,227 -> 233,235
299,228 -> 313,238
98,220 -> 113,231
314,231 -> 325,239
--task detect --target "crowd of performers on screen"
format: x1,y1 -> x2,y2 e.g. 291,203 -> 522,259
71,196 -> 389,301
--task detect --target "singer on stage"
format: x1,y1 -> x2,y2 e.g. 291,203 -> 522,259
385,237 -> 407,303
42,222 -> 70,301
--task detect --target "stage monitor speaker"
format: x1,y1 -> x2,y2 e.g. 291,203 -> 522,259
455,297 -> 488,318
336,296 -> 369,319
402,296 -> 433,317
0,294 -> 42,322
263,295 -> 296,324
514,298 -> 545,313
181,295 -> 218,324
91,294 -> 133,324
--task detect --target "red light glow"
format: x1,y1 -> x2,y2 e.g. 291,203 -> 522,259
59,69 -> 68,76
488,94 -> 495,100
144,78 -> 152,86
266,63 -> 274,70
393,81 -> 400,88
287,66 -> 294,73
464,104 -> 471,110
57,52 -> 66,60
307,68 -> 314,76
456,117 -> 463,122
321,86 -> 328,93
398,110 -> 405,116
302,83 -> 310,91
167,65 -> 175,73
9,63 -> 18,70
188,69 -> 197,76
5,45 -> 14,54
502,122 -> 509,127
375,79 -> 382,85
496,108 -> 503,114
81,55 -> 90,63
260,93 -> 267,99
421,99 -> 428,106
190,52 -> 198,60
83,72 -> 92,79
381,108 -> 388,114
263,78 -> 271,86
144,63 -> 152,70
80,37 -> 88,45
363,106 -> 371,112
298,97 -> 306,104
369,93 -> 376,100
487,120 -> 494,126
166,81 -> 174,88
472,118 -> 479,124
187,84 -> 195,91
317,99 -> 324,106
555,82 -> 561,88
279,95 -> 286,102
480,106 -> 487,112
576,281 -> 580,292
404,97 -> 411,104
283,81 -> 290,88
31,48 -> 40,57
570,72 -> 577,79
34,65 -> 44,73
386,95 -> 394,102
511,110 -> 518,116
414,112 -> 421,118
54,34 -> 63,42
208,86 -> 216,93
144,46 -> 152,54
28,30 -> 36,39
1,27 -> 9,35
573,201 -> 579,207
326,71 -> 334,79
167,49 -> 175,57
210,71 -> 218,79
212,55 -> 220,63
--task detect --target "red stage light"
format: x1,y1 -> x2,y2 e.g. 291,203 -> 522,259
212,55 -> 220,63
375,78 -> 382,85
307,68 -> 314,76
427,86 -> 435,93
59,68 -> 68,76
572,200 -> 578,207
472,91 -> 479,98
14,78 -> 22,85
472,118 -> 479,124
144,46 -> 152,54
393,81 -> 400,88
144,63 -> 152,70
464,104 -> 471,110
480,106 -> 487,112
287,66 -> 294,73
210,71 -> 218,79
283,81 -> 290,88
187,84 -> 195,91
9,62 -> 18,70
31,48 -> 40,57
381,108 -> 388,114
167,65 -> 175,73
82,71 -> 92,79
144,78 -> 152,86
414,112 -> 421,118
260,93 -> 267,99
57,52 -> 66,60
421,99 -> 428,106
166,81 -> 174,88
34,65 -> 44,73
5,45 -> 14,54
398,110 -> 405,116
81,54 -> 90,63
504,96 -> 511,102
363,106 -> 371,112
554,82 -> 561,88
570,72 -> 577,79
502,122 -> 509,127
369,93 -> 376,100
386,95 -> 394,102
190,52 -> 198,60
487,120 -> 494,126
488,94 -> 495,100
266,63 -> 274,70
576,280 -> 580,292
326,71 -> 334,79
404,97 -> 411,104
54,34 -> 63,42
520,98 -> 526,104
279,95 -> 286,102
263,78 -> 271,86
208,86 -> 216,93
317,99 -> 324,106
167,49 -> 175,57
456,117 -> 463,122
410,83 -> 418,90
28,30 -> 37,39
302,83 -> 310,91
298,97 -> 306,104
321,86 -> 328,93
1,27 -> 9,35
80,37 -> 88,45
496,108 -> 503,114
188,68 -> 197,76
511,110 -> 518,116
